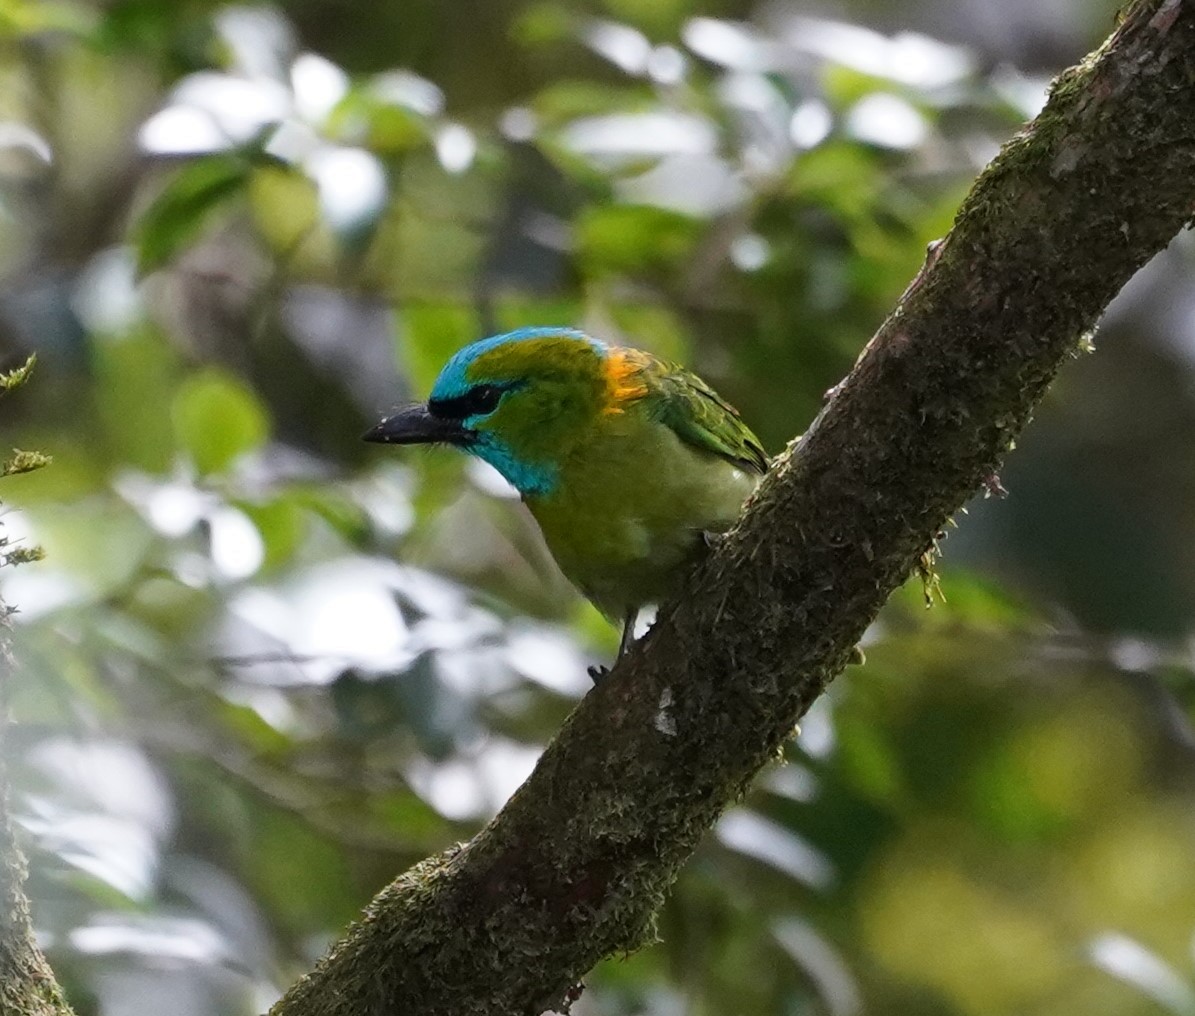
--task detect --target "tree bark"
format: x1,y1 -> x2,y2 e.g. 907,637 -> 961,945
266,1 -> 1195,1014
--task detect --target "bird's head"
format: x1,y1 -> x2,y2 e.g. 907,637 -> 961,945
364,328 -> 647,496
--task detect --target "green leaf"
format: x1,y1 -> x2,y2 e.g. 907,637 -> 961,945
132,155 -> 250,274
172,369 -> 269,474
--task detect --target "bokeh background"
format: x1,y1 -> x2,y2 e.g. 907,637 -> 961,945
2,0 -> 1195,1013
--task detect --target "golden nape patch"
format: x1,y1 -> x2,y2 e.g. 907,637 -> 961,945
604,348 -> 649,413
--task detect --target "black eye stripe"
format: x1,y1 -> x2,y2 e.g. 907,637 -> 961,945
428,384 -> 506,420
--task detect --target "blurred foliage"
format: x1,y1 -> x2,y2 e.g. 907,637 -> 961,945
1,1 -> 1194,1015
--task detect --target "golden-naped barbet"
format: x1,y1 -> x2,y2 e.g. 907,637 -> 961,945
365,328 -> 767,666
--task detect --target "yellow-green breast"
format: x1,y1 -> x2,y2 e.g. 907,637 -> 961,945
525,397 -> 759,620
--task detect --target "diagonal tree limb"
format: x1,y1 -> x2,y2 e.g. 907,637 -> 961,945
270,2 -> 1195,1013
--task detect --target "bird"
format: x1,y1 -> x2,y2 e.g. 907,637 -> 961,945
364,327 -> 767,671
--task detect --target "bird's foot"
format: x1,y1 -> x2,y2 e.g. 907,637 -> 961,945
587,664 -> 610,685
701,530 -> 727,553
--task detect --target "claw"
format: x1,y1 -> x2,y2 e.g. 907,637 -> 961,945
589,609 -> 643,682
702,530 -> 726,552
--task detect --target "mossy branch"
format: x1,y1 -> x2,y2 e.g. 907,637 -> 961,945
0,356 -> 73,1016
270,2 -> 1195,1014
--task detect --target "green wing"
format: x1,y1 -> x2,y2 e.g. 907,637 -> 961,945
643,356 -> 768,475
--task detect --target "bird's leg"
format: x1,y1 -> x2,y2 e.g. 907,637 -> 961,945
617,608 -> 638,659
587,609 -> 639,685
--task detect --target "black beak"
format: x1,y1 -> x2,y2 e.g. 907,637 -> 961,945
363,404 -> 466,445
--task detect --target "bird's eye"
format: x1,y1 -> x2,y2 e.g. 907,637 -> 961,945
465,384 -> 503,415
428,384 -> 506,420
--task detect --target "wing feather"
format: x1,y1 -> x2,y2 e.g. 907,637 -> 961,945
627,351 -> 768,474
